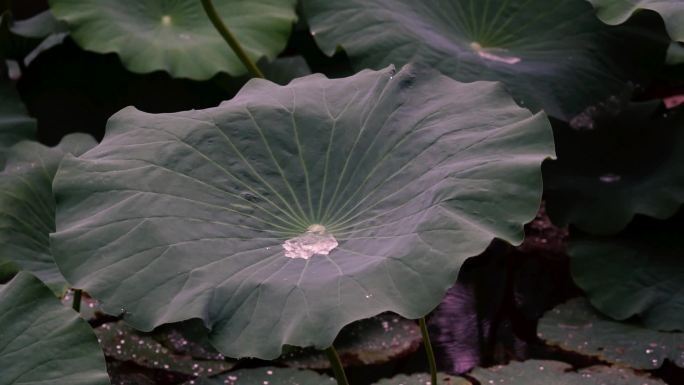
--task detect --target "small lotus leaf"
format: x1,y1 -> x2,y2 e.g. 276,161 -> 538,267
538,298 -> 684,369
470,360 -> 667,385
0,133 -> 96,292
95,321 -> 234,376
303,0 -> 666,120
372,373 -> 470,385
280,314 -> 421,369
0,272 -> 109,385
48,0 -> 297,80
51,65 -> 554,359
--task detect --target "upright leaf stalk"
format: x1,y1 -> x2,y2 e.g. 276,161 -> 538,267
200,0 -> 265,79
325,346 -> 350,385
420,317 -> 438,385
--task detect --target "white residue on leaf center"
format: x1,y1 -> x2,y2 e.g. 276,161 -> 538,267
283,224 -> 338,260
470,42 -> 521,64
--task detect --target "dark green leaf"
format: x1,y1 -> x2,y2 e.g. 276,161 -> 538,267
569,222 -> 684,331
544,102 -> 684,235
303,0 -> 667,120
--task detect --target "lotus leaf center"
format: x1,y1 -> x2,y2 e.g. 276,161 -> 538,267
161,15 -> 172,27
282,224 -> 338,260
470,42 -> 521,65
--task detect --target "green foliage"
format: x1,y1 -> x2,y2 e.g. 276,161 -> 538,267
0,0 -> 682,383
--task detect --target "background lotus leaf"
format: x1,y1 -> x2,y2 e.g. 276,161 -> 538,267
0,81 -> 35,166
184,367 -> 335,385
587,0 -> 684,41
302,0 -> 667,120
569,218 -> 684,331
0,133 -> 96,292
279,314 -> 421,369
470,359 -> 667,385
0,272 -> 109,385
95,321 -> 234,376
51,65 -> 554,359
538,298 -> 684,369
372,373 -> 469,385
47,0 -> 297,80
544,102 -> 684,235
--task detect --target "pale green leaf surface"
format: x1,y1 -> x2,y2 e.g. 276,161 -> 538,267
538,298 -> 684,369
0,272 -> 110,385
587,0 -> 684,41
48,0 -> 297,80
470,360 -> 667,385
303,0 -> 666,120
51,65 -> 554,359
0,134 -> 96,292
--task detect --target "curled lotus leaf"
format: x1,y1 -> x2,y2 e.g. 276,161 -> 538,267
51,65 -> 554,359
47,0 -> 297,80
586,0 -> 684,41
0,133 -> 96,292
302,0 -> 667,120
0,272 -> 109,385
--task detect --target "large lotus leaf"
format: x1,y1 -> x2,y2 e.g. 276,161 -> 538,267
569,222 -> 684,331
47,0 -> 297,80
544,102 -> 684,235
538,298 -> 684,369
51,65 -> 554,359
587,0 -> 684,41
184,367 -> 335,385
302,0 -> 666,121
279,314 -> 421,369
0,272 -> 109,385
0,81 -> 35,167
0,134 -> 96,292
470,360 -> 667,385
